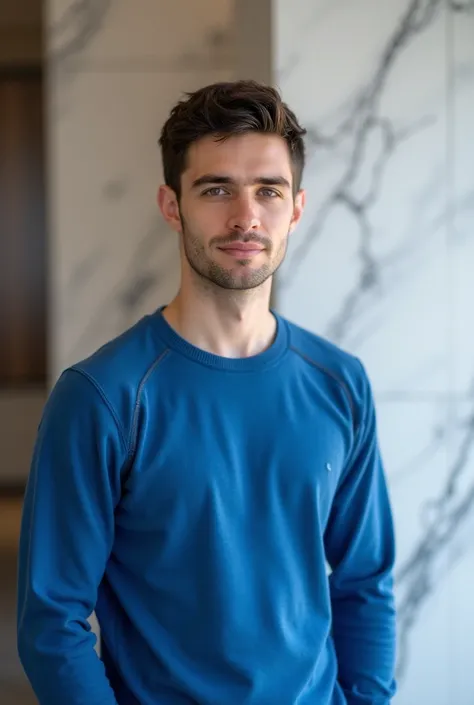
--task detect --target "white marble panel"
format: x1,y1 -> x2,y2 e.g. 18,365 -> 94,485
376,398 -> 474,704
451,4 -> 474,395
436,398 -> 474,704
47,0 -> 234,70
49,69 -> 231,377
446,403 -> 474,702
274,0 -> 451,395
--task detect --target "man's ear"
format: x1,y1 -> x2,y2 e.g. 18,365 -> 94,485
157,185 -> 182,233
289,189 -> 305,234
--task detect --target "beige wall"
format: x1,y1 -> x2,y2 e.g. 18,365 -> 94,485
233,0 -> 272,85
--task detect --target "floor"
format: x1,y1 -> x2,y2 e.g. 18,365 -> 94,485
0,498 -> 37,704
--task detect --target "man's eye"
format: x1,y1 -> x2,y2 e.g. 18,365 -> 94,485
202,187 -> 227,196
259,188 -> 279,198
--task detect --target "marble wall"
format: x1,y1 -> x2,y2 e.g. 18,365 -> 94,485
46,0 -> 234,379
273,1 -> 474,703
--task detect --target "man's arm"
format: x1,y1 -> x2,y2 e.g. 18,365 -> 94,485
17,368 -> 127,705
324,360 -> 397,704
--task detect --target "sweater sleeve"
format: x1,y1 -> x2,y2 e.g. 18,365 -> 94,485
17,368 -> 127,705
323,360 -> 397,704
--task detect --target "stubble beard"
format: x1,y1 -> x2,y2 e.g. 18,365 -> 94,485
179,217 -> 289,292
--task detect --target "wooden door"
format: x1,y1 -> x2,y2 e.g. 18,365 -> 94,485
0,68 -> 47,386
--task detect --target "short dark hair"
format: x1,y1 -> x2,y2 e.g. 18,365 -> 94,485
158,80 -> 306,199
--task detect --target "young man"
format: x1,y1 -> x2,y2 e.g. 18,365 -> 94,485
17,80 -> 397,704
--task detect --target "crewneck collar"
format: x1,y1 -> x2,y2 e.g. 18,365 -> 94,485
151,306 -> 289,372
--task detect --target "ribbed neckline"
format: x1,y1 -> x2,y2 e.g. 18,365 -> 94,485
150,306 -> 289,372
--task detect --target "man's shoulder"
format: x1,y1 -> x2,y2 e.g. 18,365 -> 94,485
63,311 -> 169,421
283,315 -> 362,377
282,315 -> 371,414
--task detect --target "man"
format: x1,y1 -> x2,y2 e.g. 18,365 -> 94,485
17,80 -> 397,704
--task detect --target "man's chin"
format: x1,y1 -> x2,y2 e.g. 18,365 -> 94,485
206,268 -> 271,292
210,273 -> 271,291
185,252 -> 275,291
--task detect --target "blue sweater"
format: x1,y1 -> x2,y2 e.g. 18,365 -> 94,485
17,308 -> 397,705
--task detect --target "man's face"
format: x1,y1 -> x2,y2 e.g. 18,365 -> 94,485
159,132 -> 305,291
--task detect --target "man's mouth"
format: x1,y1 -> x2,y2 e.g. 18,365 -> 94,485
218,242 -> 265,257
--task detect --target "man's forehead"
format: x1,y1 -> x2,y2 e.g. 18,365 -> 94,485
183,133 -> 293,180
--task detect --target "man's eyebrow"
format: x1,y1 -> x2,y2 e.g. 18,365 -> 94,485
191,174 -> 291,189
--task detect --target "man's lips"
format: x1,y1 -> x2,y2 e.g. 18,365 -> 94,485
218,242 -> 265,256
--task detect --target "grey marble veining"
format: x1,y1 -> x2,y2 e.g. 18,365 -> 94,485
48,0 -> 234,72
273,0 -> 474,701
280,0 -> 448,297
47,0 -> 113,69
276,0 -> 473,395
63,218 -> 179,366
394,391 -> 474,679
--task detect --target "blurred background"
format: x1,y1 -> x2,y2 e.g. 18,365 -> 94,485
0,1 -> 473,703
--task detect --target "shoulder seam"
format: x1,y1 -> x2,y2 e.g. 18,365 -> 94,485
127,348 -> 171,457
69,367 -> 128,453
71,347 -> 171,491
289,345 -> 360,431
353,356 -> 369,433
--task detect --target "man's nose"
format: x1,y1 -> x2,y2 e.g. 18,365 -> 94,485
227,196 -> 261,232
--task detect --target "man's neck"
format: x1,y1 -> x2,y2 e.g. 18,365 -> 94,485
162,284 -> 277,359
